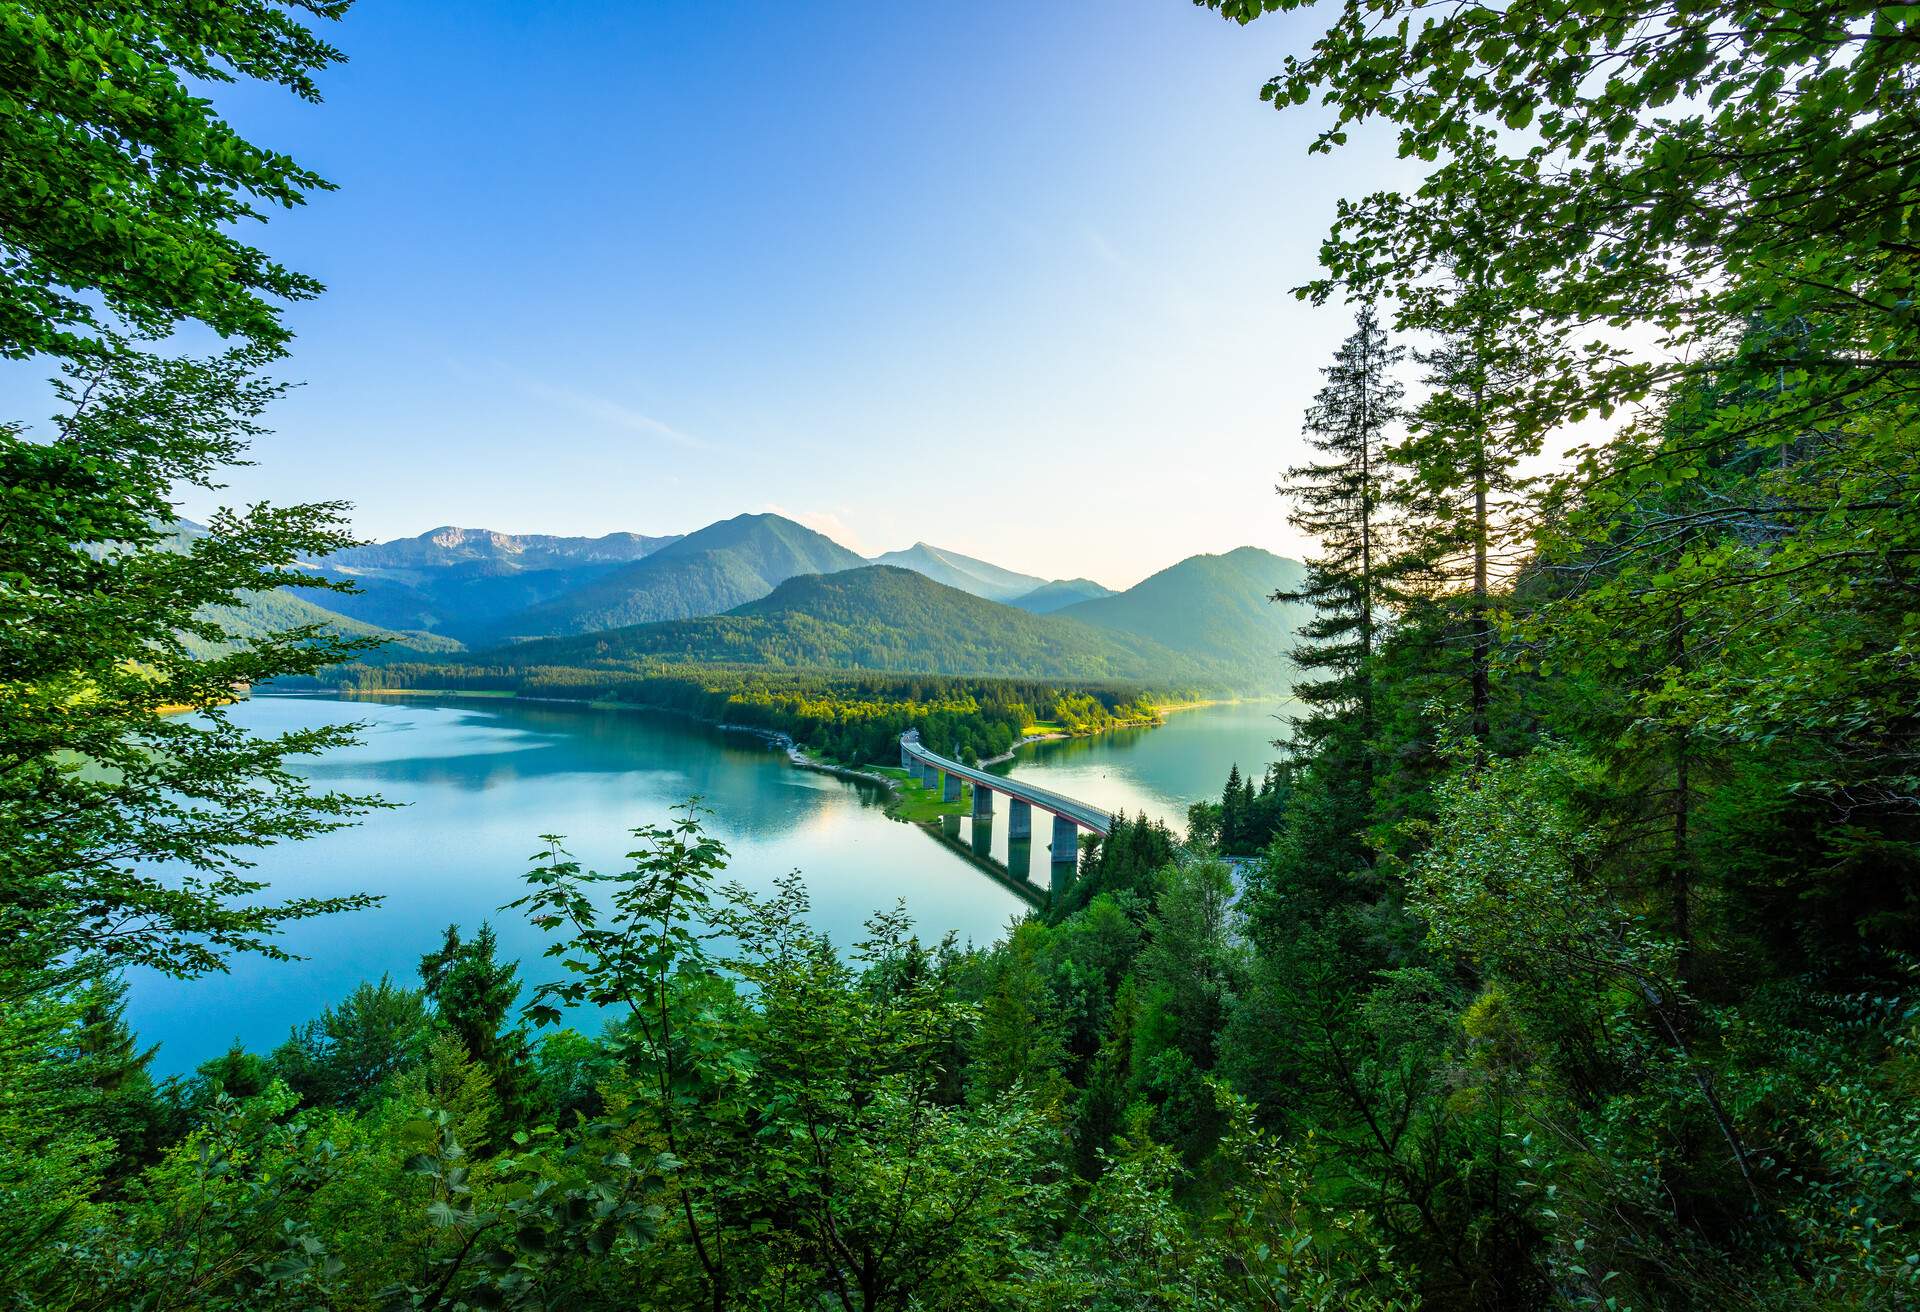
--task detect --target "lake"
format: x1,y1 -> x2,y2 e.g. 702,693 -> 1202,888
130,695 -> 1287,1072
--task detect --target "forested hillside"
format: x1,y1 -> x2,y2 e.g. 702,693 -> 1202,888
484,565 -> 1222,685
1010,576 -> 1114,612
1059,546 -> 1308,674
6,3 -> 1917,1311
493,512 -> 867,638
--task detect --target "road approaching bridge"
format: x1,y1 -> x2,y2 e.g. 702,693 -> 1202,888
900,730 -> 1112,874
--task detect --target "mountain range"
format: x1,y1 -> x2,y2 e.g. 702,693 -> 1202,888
490,566 -> 1221,686
161,521 -> 461,661
1010,577 -> 1115,613
311,526 -> 680,637
303,514 -> 1151,645
223,511 -> 1309,691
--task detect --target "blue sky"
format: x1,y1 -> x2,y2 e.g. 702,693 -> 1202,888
22,1 -> 1422,587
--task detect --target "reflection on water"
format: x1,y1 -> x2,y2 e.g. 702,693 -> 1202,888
131,696 -> 1287,1073
1007,702 -> 1290,828
130,695 -> 1030,1072
1007,838 -> 1031,882
937,700 -> 1291,878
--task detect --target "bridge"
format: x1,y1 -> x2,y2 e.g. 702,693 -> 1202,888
900,730 -> 1112,875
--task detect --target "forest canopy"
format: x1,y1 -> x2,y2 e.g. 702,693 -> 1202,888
1,1 -> 1916,1309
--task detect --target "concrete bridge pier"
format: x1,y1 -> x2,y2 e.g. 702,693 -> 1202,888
1051,814 -> 1079,868
898,731 -> 1113,909
1007,838 -> 1031,880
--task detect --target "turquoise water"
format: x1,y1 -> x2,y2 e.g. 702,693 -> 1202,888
129,695 -> 1285,1072
951,699 -> 1290,871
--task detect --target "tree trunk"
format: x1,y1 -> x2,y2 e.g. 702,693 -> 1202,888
1471,413 -> 1490,747
1669,577 -> 1695,990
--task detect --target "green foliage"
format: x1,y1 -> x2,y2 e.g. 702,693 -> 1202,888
970,920 -> 1070,1103
1,0 -> 385,985
0,964 -> 118,1289
1273,304 -> 1403,778
1194,761 -> 1286,856
1054,811 -> 1181,920
52,1081 -> 350,1310
10,0 -> 1920,1306
1388,234 -> 1554,746
270,975 -> 433,1112
496,806 -> 1073,1308
0,0 -> 351,362
1170,4 -> 1920,1301
1,346 -> 384,980
419,922 -> 540,1131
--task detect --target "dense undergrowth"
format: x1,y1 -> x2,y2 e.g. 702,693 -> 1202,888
6,0 -> 1919,1308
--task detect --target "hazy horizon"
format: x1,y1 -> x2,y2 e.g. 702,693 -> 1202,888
316,511 -> 1302,594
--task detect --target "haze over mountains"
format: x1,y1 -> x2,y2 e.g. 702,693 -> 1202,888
313,526 -> 681,637
265,511 -> 1306,691
1009,578 -> 1115,613
867,543 -> 1046,604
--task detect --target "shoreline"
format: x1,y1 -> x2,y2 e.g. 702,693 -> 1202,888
294,684 -> 1185,827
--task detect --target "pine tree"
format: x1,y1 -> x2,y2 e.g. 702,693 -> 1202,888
1276,304 -> 1405,782
1220,764 -> 1245,853
1391,272 -> 1551,745
71,972 -> 164,1184
419,923 -> 539,1128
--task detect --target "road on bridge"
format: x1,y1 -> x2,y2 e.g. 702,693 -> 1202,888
899,731 -> 1113,835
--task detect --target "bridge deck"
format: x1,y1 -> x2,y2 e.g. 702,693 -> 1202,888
901,737 -> 1113,835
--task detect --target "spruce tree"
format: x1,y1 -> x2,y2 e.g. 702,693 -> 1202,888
1391,273 -> 1551,744
1275,304 -> 1405,784
71,971 -> 165,1182
1220,764 -> 1245,853
420,923 -> 539,1127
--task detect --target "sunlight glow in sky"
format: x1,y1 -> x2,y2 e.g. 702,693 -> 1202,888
19,1 -> 1426,588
